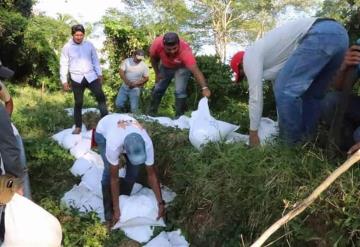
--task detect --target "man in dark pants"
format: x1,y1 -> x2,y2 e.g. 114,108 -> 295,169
60,24 -> 108,134
95,113 -> 165,228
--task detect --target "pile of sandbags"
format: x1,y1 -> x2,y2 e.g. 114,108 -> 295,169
3,194 -> 62,247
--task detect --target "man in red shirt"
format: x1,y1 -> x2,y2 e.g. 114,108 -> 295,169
148,32 -> 211,117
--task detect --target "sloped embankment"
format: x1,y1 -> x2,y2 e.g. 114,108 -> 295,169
145,121 -> 360,247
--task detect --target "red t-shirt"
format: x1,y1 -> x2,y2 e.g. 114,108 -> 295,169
149,36 -> 197,69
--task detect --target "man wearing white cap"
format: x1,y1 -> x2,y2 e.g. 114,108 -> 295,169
115,49 -> 149,113
95,113 -> 165,228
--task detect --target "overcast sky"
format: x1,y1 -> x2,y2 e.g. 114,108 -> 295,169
33,0 -> 316,62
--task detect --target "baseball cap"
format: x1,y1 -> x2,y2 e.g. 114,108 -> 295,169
134,49 -> 145,60
0,60 -> 14,80
163,32 -> 180,46
124,133 -> 146,165
230,51 -> 245,82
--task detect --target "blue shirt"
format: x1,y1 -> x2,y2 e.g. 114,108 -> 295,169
60,39 -> 102,84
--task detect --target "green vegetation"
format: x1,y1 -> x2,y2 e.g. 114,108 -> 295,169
9,86 -> 360,246
3,0 -> 360,246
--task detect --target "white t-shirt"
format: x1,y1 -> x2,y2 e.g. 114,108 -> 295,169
244,17 -> 317,130
120,58 -> 149,83
96,113 -> 154,166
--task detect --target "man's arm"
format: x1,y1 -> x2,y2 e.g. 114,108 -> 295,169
0,105 -> 24,179
60,45 -> 70,90
333,45 -> 360,90
90,42 -> 102,78
188,64 -> 211,97
110,164 -> 120,226
145,165 -> 165,220
243,50 -> 265,147
5,98 -> 13,116
119,68 -> 132,87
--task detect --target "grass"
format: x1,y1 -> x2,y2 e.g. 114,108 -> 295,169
10,86 -> 360,246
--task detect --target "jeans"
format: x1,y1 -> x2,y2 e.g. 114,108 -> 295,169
321,91 -> 360,148
152,65 -> 191,99
274,20 -> 348,143
115,84 -> 141,113
94,132 -> 141,221
71,78 -> 108,128
14,135 -> 31,199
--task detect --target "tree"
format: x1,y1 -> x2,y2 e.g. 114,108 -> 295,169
0,0 -> 33,17
317,0 -> 360,43
190,0 -> 320,62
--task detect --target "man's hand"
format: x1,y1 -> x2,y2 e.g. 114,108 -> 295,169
348,142 -> 360,156
341,45 -> 360,70
202,87 -> 211,98
111,207 -> 121,227
157,202 -> 166,220
249,130 -> 260,147
98,75 -> 103,84
63,82 -> 71,91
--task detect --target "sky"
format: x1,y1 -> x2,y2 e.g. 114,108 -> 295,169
33,0 -> 317,62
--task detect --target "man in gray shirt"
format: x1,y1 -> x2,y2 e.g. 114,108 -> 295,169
115,50 -> 149,113
60,24 -> 108,134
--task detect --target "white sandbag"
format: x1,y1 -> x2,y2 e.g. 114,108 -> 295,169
3,193 -> 62,247
144,230 -> 189,247
81,165 -> 104,197
258,117 -> 278,144
62,132 -> 82,150
225,132 -> 249,144
160,185 -> 176,205
172,115 -> 190,129
51,128 -> 72,145
64,107 -> 100,116
71,157 -> 93,176
189,98 -> 238,150
81,151 -> 104,168
61,184 -> 104,221
144,231 -> 171,247
113,193 -> 165,243
70,138 -> 92,158
149,116 -> 175,128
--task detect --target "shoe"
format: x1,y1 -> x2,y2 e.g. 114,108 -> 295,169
72,127 -> 81,134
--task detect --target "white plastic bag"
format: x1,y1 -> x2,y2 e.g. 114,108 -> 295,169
144,230 -> 189,247
258,117 -> 278,144
172,115 -> 190,129
71,157 -> 93,176
81,165 -> 104,197
3,194 -> 62,247
70,138 -> 92,158
189,98 -> 238,149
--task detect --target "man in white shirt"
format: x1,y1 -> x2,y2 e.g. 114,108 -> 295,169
230,18 -> 349,145
95,113 -> 165,228
60,24 -> 108,134
115,49 -> 149,113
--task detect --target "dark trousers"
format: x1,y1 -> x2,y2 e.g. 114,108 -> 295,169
71,78 -> 108,128
95,132 -> 141,222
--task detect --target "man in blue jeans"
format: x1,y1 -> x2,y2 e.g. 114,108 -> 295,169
95,113 -> 165,228
230,18 -> 349,145
148,32 -> 211,117
116,49 -> 149,113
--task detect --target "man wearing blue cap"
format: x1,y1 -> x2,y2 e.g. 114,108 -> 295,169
95,113 -> 165,228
